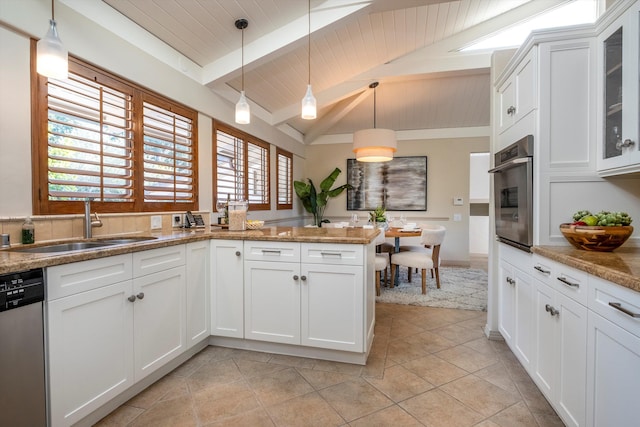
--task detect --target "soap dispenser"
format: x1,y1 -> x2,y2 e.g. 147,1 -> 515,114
21,217 -> 35,244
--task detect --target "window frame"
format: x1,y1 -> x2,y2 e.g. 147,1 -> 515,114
276,147 -> 293,210
31,43 -> 198,214
213,121 -> 270,211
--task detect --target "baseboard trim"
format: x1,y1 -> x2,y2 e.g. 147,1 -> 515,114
484,325 -> 504,341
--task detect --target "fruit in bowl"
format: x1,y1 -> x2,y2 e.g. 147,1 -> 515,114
560,210 -> 633,251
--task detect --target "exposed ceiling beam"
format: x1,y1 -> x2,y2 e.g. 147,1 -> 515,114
303,89 -> 372,143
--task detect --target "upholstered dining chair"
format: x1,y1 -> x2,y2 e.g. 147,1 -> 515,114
399,224 -> 443,281
390,225 -> 446,294
374,229 -> 389,296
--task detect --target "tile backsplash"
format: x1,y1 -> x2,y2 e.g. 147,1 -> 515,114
0,212 -> 210,246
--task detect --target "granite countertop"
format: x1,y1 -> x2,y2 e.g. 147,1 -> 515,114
0,227 -> 379,275
532,245 -> 640,293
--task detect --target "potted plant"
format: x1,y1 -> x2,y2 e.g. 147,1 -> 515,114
294,168 -> 352,227
369,206 -> 388,228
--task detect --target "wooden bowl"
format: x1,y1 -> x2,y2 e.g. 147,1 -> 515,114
559,224 -> 633,251
245,220 -> 264,230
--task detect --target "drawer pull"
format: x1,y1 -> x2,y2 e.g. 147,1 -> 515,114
534,265 -> 550,275
320,251 -> 342,257
557,276 -> 579,288
506,277 -> 515,285
261,249 -> 282,255
609,302 -> 640,318
545,304 -> 559,317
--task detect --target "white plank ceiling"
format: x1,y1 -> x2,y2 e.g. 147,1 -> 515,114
85,0 -> 578,143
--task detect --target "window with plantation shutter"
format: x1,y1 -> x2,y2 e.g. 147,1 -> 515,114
276,148 -> 293,210
142,96 -> 195,204
214,123 -> 269,210
32,50 -> 198,214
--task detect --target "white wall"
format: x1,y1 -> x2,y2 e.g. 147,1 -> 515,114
0,1 -> 306,222
305,137 -> 490,264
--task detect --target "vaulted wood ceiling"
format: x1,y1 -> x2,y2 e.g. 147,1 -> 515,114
80,0 -> 574,143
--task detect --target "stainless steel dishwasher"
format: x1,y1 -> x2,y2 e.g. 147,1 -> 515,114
0,268 -> 47,427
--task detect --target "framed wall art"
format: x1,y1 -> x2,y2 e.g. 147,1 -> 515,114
346,156 -> 427,211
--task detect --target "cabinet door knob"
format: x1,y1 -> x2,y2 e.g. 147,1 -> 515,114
235,251 -> 241,257
136,292 -> 145,300
507,106 -> 516,115
293,275 -> 299,280
545,304 -> 559,316
127,295 -> 136,302
301,275 -> 307,281
616,139 -> 635,150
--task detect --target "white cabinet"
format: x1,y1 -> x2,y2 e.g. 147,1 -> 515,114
47,246 -> 187,427
210,240 -> 244,338
243,241 -> 367,352
497,49 -> 536,135
597,1 -> 640,176
586,276 -> 640,427
133,265 -> 186,381
186,241 -> 210,348
244,260 -> 301,344
498,244 -> 534,370
301,262 -> 363,352
498,259 -> 516,346
531,256 -> 588,427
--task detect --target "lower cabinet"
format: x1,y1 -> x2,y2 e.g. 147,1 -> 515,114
186,241 -> 210,348
218,240 -> 370,354
244,260 -> 301,344
210,239 -> 244,338
47,246 -> 188,427
532,280 -> 587,427
586,276 -> 640,427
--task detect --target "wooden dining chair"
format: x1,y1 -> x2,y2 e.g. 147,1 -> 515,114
374,229 -> 389,296
390,225 -> 446,294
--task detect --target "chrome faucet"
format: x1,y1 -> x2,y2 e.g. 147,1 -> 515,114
84,198 -> 103,238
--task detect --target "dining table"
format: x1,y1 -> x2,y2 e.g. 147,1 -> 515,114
383,227 -> 423,284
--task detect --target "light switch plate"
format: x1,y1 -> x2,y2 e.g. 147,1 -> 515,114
453,213 -> 462,222
453,197 -> 464,206
150,215 -> 162,230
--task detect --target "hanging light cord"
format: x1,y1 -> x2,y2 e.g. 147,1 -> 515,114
241,26 -> 245,91
307,0 -> 311,85
51,0 -> 55,20
373,85 -> 377,128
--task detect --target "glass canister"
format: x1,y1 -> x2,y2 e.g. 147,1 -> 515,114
228,200 -> 248,231
21,217 -> 35,244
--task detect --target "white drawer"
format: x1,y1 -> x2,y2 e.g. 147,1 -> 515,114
243,241 -> 300,262
532,254 -> 588,306
301,243 -> 363,266
589,276 -> 640,338
47,254 -> 132,300
132,244 -> 185,278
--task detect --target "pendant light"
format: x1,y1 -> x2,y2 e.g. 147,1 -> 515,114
301,0 -> 317,119
235,18 -> 250,124
37,0 -> 68,79
353,82 -> 397,162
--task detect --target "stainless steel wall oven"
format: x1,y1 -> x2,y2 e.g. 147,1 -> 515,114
489,135 -> 534,251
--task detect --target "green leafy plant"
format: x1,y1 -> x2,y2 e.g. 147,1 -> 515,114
369,206 -> 387,223
294,168 -> 352,227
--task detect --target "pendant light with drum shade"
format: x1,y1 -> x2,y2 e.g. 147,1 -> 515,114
235,18 -> 250,124
37,0 -> 68,79
353,82 -> 397,162
301,0 -> 316,119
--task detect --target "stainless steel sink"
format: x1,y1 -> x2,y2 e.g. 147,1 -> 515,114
95,237 -> 158,245
9,241 -> 116,253
8,236 -> 157,253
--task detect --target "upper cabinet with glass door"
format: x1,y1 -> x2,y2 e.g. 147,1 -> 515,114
597,0 -> 640,176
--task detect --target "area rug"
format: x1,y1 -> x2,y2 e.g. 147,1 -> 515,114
376,267 -> 488,311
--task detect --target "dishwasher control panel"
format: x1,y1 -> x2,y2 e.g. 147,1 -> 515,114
0,268 -> 44,311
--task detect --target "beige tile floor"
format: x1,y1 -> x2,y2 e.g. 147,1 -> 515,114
95,302 -> 565,427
